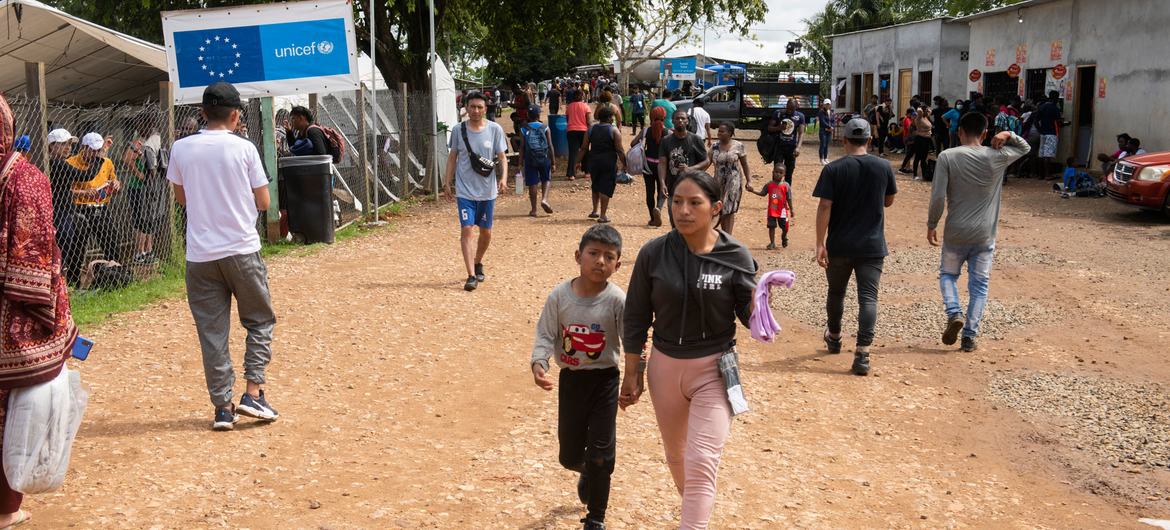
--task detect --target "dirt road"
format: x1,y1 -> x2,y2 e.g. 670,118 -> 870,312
27,140 -> 1170,529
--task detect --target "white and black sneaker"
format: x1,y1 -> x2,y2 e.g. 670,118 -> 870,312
237,391 -> 279,422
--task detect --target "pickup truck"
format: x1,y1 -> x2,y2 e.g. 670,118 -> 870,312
1104,151 -> 1170,217
673,82 -> 822,127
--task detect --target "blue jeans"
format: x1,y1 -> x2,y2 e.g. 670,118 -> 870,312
818,130 -> 832,160
939,244 -> 995,338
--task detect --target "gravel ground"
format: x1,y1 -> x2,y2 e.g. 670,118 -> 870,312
989,372 -> 1170,469
761,247 -> 1063,343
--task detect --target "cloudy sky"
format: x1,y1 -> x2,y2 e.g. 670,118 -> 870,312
670,0 -> 832,63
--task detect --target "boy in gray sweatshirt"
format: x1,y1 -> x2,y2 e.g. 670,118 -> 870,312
927,111 -> 1030,352
530,225 -> 625,530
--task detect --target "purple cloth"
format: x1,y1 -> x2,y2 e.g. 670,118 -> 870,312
750,269 -> 796,343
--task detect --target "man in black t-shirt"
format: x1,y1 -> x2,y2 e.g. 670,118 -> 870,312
547,86 -> 561,116
285,106 -> 329,156
812,117 -> 897,377
767,98 -> 806,185
658,110 -> 709,225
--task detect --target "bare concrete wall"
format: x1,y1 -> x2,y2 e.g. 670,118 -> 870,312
967,0 -> 1170,160
831,19 -> 970,115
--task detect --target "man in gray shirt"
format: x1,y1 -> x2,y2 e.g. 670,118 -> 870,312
927,111 -> 1030,352
443,91 -> 508,292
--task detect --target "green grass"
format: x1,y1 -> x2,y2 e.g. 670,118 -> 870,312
69,199 -> 419,329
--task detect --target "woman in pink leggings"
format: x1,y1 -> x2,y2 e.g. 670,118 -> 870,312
622,170 -> 758,528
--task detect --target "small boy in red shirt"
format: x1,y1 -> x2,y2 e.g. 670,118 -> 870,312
746,173 -> 794,249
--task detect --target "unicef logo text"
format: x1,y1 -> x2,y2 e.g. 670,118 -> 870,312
274,40 -> 336,59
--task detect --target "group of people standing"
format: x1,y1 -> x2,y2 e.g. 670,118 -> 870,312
850,89 -> 1067,182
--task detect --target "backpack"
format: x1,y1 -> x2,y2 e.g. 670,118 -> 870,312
686,108 -> 698,134
91,262 -> 132,290
521,123 -> 550,166
309,125 -> 345,164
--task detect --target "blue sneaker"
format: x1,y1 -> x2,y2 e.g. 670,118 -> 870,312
212,406 -> 239,431
237,391 -> 279,421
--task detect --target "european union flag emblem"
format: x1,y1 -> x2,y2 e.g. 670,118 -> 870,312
175,26 -> 264,87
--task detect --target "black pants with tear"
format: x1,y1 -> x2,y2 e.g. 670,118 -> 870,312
558,367 -> 619,522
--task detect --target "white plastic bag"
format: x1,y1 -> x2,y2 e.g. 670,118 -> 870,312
4,369 -> 89,494
626,143 -> 646,176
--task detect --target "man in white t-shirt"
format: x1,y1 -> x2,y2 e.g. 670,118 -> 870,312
167,82 -> 280,431
690,98 -> 712,146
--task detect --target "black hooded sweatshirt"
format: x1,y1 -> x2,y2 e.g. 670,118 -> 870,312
623,230 -> 758,359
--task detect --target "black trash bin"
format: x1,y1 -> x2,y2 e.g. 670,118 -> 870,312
278,155 -> 335,244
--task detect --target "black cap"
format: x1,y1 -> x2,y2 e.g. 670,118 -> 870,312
202,81 -> 243,108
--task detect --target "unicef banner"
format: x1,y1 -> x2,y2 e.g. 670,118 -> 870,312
162,0 -> 359,104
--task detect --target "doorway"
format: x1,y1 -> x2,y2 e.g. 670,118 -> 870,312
852,74 -> 862,112
863,72 -> 874,108
918,71 -> 933,104
897,69 -> 912,115
879,74 -> 891,103
1073,65 -> 1096,165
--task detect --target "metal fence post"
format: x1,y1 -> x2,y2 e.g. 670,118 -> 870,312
400,83 -> 410,198
24,62 -> 48,173
260,97 -> 281,243
357,86 -> 372,219
158,82 -> 177,263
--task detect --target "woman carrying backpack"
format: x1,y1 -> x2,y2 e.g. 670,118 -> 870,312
632,106 -> 668,227
575,106 -> 625,224
520,104 -> 555,217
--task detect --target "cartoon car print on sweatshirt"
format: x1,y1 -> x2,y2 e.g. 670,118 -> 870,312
562,323 -> 607,360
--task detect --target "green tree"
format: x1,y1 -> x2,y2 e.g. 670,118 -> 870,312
47,0 -> 771,93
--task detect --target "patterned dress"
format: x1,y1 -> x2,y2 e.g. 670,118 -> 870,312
710,140 -> 746,215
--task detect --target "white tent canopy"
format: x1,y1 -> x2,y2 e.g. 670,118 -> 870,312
0,0 -> 167,104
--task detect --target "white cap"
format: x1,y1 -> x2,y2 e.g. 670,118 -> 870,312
47,128 -> 76,144
80,132 -> 104,150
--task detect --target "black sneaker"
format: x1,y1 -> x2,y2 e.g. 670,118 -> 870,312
824,330 -> 842,354
960,336 -> 977,352
577,471 -> 590,505
212,406 -> 239,431
474,263 -> 485,282
942,314 -> 965,346
781,236 -> 789,248
581,518 -> 605,530
463,275 -> 478,291
851,352 -> 871,376
237,390 -> 279,421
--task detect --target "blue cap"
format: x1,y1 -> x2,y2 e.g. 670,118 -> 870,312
528,104 -> 542,117
13,135 -> 30,152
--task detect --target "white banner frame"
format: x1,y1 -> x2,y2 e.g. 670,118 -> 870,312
162,0 -> 360,104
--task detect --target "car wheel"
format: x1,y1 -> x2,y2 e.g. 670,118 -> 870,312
1163,192 -> 1170,219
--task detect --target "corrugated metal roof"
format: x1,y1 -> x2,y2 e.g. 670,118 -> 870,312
0,0 -> 167,104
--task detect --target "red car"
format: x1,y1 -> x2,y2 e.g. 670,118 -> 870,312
1105,152 -> 1170,217
562,324 -> 606,360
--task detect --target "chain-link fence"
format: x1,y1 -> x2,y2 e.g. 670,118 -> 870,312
6,86 -> 438,291
315,88 -> 440,220
8,94 -> 181,291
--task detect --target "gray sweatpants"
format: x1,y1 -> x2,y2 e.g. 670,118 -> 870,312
186,252 -> 276,408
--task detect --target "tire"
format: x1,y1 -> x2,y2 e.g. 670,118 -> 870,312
1163,192 -> 1170,219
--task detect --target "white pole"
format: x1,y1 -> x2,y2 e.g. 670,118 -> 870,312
429,0 -> 439,200
370,0 -> 380,218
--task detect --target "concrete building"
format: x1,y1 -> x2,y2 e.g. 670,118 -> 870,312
956,0 -> 1170,164
830,18 -> 970,117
